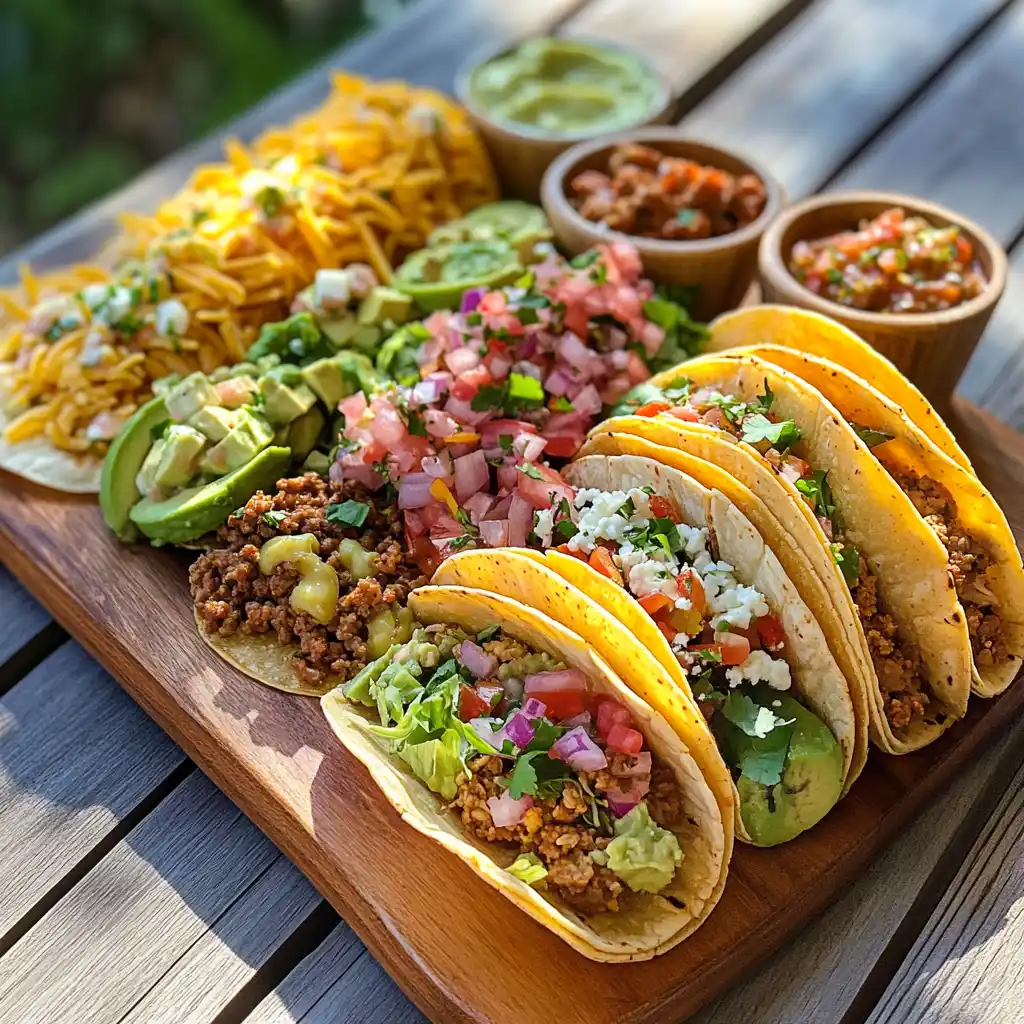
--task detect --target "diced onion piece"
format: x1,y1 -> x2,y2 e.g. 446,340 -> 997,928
611,751 -> 652,777
503,710 -> 536,749
550,726 -> 607,772
507,495 -> 533,547
522,697 -> 547,719
487,790 -> 533,828
479,519 -> 509,547
397,472 -> 435,509
445,346 -> 481,376
454,449 -> 489,502
459,640 -> 497,680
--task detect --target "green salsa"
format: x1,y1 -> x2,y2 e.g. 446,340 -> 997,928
469,37 -> 662,136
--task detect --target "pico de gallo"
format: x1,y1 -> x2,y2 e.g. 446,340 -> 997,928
614,375 -> 935,731
332,241 -> 705,564
342,621 -> 687,913
788,207 -> 987,314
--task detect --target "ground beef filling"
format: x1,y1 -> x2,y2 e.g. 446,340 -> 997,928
892,470 -> 1008,668
190,473 -> 426,688
450,754 -> 682,916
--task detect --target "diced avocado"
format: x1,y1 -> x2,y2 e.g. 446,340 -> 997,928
262,364 -> 303,388
303,450 -> 332,474
129,446 -> 292,546
200,410 -> 274,476
190,405 -> 238,443
154,424 -> 207,490
100,394 -> 169,542
214,374 -> 260,409
318,312 -> 358,349
357,287 -> 414,327
136,439 -> 166,498
164,372 -> 219,423
259,376 -> 318,425
351,324 -> 381,354
300,357 -> 346,409
287,406 -> 326,462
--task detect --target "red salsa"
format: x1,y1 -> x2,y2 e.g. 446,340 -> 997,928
788,207 -> 987,313
569,143 -> 767,241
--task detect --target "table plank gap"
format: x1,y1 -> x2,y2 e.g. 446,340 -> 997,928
0,621 -> 66,700
0,564 -> 60,694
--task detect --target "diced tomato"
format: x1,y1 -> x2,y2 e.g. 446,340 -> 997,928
543,435 -> 582,458
665,405 -> 701,422
634,401 -> 671,417
649,495 -> 680,521
596,698 -> 632,740
605,724 -> 644,755
554,543 -> 588,561
589,546 -> 624,585
409,535 -> 441,576
729,624 -> 761,651
716,631 -> 751,666
955,236 -> 973,262
638,592 -> 673,616
516,462 -> 574,510
676,569 -> 706,615
689,643 -> 723,661
656,620 -> 677,643
525,671 -> 588,721
458,684 -> 491,722
360,439 -> 388,464
450,366 -> 492,401
756,614 -> 787,653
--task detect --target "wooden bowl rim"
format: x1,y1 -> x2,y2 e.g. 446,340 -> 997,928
453,36 -> 674,145
540,127 -> 786,257
758,189 -> 1009,329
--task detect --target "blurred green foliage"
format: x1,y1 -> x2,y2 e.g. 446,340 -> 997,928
0,0 -> 406,254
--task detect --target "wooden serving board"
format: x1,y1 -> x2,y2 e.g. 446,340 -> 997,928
0,396 -> 1021,1024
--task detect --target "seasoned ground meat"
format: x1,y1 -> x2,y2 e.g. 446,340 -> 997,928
190,473 -> 426,687
850,558 -> 930,730
450,752 -> 682,915
892,470 -> 1008,668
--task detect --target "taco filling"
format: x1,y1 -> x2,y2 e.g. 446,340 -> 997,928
342,622 -> 685,914
190,473 -> 427,689
619,378 -> 932,730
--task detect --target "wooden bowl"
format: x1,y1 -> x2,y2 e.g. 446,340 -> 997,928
540,129 -> 785,321
454,41 -> 673,203
758,191 -> 1008,408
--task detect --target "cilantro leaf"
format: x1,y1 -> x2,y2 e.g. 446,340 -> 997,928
740,413 -> 803,450
326,500 -> 370,528
570,250 -> 601,269
405,407 -> 428,438
550,396 -> 574,413
470,383 -> 507,412
498,434 -> 514,453
831,542 -> 861,587
554,518 -> 578,541
476,624 -> 500,643
721,691 -> 793,739
740,726 -> 794,786
262,510 -> 288,528
707,392 -> 750,424
757,381 -> 774,412
518,464 -> 543,480
851,422 -> 895,449
795,470 -> 835,519
508,751 -> 541,798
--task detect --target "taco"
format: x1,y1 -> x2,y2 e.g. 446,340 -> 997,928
709,344 -> 1024,697
434,453 -> 857,847
321,584 -> 727,961
704,305 -> 973,473
600,353 -> 974,754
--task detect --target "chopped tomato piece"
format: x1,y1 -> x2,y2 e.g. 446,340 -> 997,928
656,619 -> 678,643
554,543 -> 588,561
715,631 -> 751,666
588,546 -> 624,585
638,592 -> 673,616
689,642 -> 723,661
634,401 -> 671,417
596,698 -> 632,740
676,569 -> 706,615
729,624 -> 761,650
605,724 -> 644,755
524,671 -> 587,720
756,614 -> 787,653
649,495 -> 680,521
665,405 -> 701,422
543,435 -> 581,458
458,684 -> 491,722
450,366 -> 492,401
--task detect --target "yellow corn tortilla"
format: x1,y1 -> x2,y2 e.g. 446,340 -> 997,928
705,305 -> 974,474
321,585 -> 726,962
720,344 -> 1024,697
596,353 -> 973,754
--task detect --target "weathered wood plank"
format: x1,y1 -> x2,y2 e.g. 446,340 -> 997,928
692,715 -> 1024,1024
249,923 -> 426,1024
0,642 -> 183,946
0,772 -> 307,1023
0,565 -> 55,684
680,0 -> 1009,199
866,756 -> 1024,1023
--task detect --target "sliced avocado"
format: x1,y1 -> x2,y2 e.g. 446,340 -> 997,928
287,406 -> 326,462
356,287 -> 414,327
301,357 -> 347,408
129,446 -> 292,546
303,450 -> 332,474
350,324 -> 382,354
734,695 -> 844,847
99,394 -> 169,542
213,373 -> 260,409
136,438 -> 166,499
154,424 -> 207,489
164,372 -> 220,423
190,405 -> 238,443
259,376 -> 317,425
318,312 -> 359,349
200,410 -> 274,475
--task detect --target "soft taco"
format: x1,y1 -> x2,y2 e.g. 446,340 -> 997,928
704,305 -> 974,473
709,343 -> 1024,698
601,353 -> 974,754
434,453 -> 858,847
321,584 -> 727,961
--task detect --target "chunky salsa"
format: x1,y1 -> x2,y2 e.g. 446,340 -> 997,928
569,144 -> 768,241
788,207 -> 987,314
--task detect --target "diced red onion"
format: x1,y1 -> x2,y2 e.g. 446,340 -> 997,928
611,751 -> 652,778
454,449 -> 489,502
482,495 -> 512,521
487,790 -> 533,828
522,697 -> 547,719
496,466 -> 519,492
397,472 -> 435,510
503,710 -> 535,749
463,491 -> 494,524
507,495 -> 533,547
605,779 -> 650,817
461,287 -> 488,314
444,395 -> 489,426
557,331 -> 591,366
369,398 -> 408,445
572,384 -> 603,418
445,346 -> 481,376
544,368 -> 575,396
550,726 -> 607,772
423,408 -> 458,438
469,717 -> 501,748
489,355 -> 512,379
481,419 -> 536,446
412,380 -> 440,404
479,519 -> 509,548
561,711 -> 591,729
460,640 -> 497,680
421,450 -> 454,478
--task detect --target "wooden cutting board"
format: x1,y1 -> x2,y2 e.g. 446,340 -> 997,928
0,394 -> 1020,1024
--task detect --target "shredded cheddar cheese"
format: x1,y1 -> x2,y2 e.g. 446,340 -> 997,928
0,73 -> 498,459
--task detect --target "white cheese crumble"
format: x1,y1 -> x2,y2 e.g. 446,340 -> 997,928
709,581 -> 769,630
533,507 -> 555,547
155,298 -> 189,337
752,706 -> 784,738
313,268 -> 352,309
725,649 -> 792,691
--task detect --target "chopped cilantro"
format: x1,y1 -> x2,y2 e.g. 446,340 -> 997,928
470,372 -> 544,415
262,510 -> 288,529
570,250 -> 601,269
515,306 -> 540,326
476,624 -> 500,643
757,381 -> 774,412
554,518 -> 578,541
851,423 -> 895,448
469,383 -> 506,412
590,262 -> 608,285
693,648 -> 723,665
498,434 -> 514,453
795,470 -> 835,519
326,500 -> 370,528
721,692 -> 793,739
740,413 -> 802,450
825,268 -> 844,285
831,542 -> 861,587
508,747 -> 572,798
550,396 -> 575,413
518,464 -> 543,480
707,392 -> 750,424
464,312 -> 483,326
739,726 -> 794,786
405,407 -> 428,438
516,293 -> 550,309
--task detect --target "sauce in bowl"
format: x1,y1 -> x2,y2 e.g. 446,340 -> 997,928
469,38 -> 664,137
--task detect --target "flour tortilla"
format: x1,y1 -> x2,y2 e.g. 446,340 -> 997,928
598,353 -> 974,754
723,344 -> 1024,698
0,404 -> 102,493
321,585 -> 726,962
706,305 -> 974,474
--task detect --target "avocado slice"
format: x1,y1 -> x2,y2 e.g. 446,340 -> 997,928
200,410 -> 274,475
732,695 -> 845,847
99,394 -> 169,542
356,287 -> 414,327
259,376 -> 317,425
286,406 -> 326,462
190,405 -> 238,443
164,372 -> 220,423
129,445 -> 292,546
154,424 -> 207,489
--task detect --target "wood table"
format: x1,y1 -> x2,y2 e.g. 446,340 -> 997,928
2,1 -> 1024,1021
